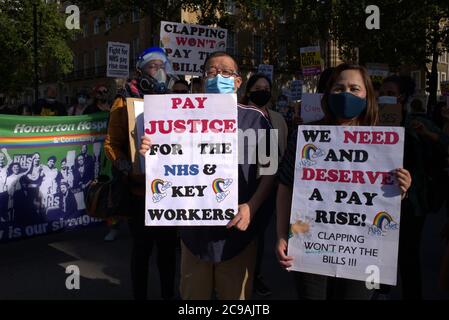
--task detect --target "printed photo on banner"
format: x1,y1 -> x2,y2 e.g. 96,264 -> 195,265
0,114 -> 108,242
143,94 -> 238,226
160,21 -> 227,76
288,125 -> 404,286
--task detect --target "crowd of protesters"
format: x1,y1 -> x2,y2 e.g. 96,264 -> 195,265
1,45 -> 449,300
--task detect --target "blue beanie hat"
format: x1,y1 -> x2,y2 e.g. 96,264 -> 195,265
136,47 -> 173,74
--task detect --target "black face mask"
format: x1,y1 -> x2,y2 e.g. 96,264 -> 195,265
249,90 -> 271,108
138,74 -> 167,94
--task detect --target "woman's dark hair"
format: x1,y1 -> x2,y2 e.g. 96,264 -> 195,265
317,67 -> 335,94
321,63 -> 378,126
239,73 -> 272,105
7,162 -> 21,175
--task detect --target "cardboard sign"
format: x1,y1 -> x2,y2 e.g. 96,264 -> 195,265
301,93 -> 324,124
300,46 -> 321,76
107,42 -> 130,78
288,125 -> 404,285
143,94 -> 238,226
258,64 -> 274,81
160,21 -> 227,76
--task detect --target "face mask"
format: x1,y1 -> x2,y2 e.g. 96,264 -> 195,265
328,92 -> 367,119
378,96 -> 397,105
78,97 -> 87,105
205,74 -> 235,93
139,75 -> 167,94
277,101 -> 288,108
249,90 -> 271,107
46,98 -> 56,104
153,68 -> 167,84
96,93 -> 108,103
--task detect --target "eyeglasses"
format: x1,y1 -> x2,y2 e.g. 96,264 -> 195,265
97,89 -> 108,94
147,63 -> 165,70
204,66 -> 239,79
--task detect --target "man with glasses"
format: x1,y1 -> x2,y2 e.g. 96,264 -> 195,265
104,46 -> 178,300
140,51 -> 277,299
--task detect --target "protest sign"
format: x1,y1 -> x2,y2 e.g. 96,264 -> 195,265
143,94 -> 238,226
300,46 -> 322,76
441,81 -> 449,96
258,64 -> 274,81
160,21 -> 227,76
290,80 -> 303,101
301,93 -> 324,123
0,113 -> 108,242
107,42 -> 130,78
127,98 -> 145,174
378,103 -> 402,126
288,126 -> 404,285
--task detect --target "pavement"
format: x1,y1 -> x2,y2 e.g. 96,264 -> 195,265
1,210 -> 448,300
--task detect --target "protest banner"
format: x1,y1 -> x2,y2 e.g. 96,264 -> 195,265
378,103 -> 402,126
0,113 -> 109,242
107,42 -> 130,78
160,21 -> 227,76
126,98 -> 145,174
441,81 -> 449,96
288,125 -> 404,285
143,94 -> 238,226
301,93 -> 324,123
290,80 -> 303,101
258,64 -> 274,81
300,46 -> 322,76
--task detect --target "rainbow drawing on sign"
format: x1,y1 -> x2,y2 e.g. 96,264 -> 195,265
300,143 -> 324,167
369,211 -> 399,236
151,179 -> 172,203
212,178 -> 233,202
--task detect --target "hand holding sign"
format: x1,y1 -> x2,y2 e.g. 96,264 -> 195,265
226,203 -> 253,231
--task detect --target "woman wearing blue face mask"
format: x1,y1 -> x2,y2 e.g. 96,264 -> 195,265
276,64 -> 412,300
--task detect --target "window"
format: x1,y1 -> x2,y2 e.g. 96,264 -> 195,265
254,8 -> 263,19
225,0 -> 236,14
94,48 -> 100,75
411,71 -> 421,90
118,14 -> 125,25
83,52 -> 89,76
226,31 -> 236,56
253,36 -> 263,64
438,72 -> 441,91
93,17 -> 100,34
442,72 -> 447,82
83,22 -> 88,38
105,17 -> 111,31
132,9 -> 140,22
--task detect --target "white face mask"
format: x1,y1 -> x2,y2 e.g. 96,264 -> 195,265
150,68 -> 167,84
378,96 -> 397,105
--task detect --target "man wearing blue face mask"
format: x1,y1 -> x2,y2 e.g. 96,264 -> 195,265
139,51 -> 277,299
183,52 -> 276,299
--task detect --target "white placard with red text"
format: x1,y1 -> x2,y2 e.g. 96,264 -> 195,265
288,126 -> 404,285
143,94 -> 238,226
160,21 -> 227,76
